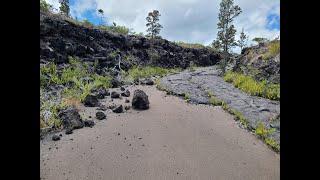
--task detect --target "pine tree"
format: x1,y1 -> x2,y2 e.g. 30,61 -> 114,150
212,40 -> 222,51
215,0 -> 241,74
98,9 -> 104,25
59,0 -> 70,17
237,28 -> 248,52
146,10 -> 163,39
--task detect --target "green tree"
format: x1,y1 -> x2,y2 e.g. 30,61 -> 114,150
215,0 -> 242,74
237,28 -> 248,52
59,0 -> 70,17
211,39 -> 222,51
98,9 -> 104,25
40,0 -> 52,12
252,37 -> 268,44
146,10 -> 163,39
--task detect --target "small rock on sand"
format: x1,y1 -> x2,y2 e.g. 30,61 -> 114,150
96,111 -> 106,120
52,135 -> 60,141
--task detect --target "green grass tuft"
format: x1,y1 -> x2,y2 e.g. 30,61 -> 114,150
262,41 -> 280,60
265,138 -> 280,152
183,93 -> 191,102
40,57 -> 113,128
224,71 -> 280,100
255,122 -> 276,139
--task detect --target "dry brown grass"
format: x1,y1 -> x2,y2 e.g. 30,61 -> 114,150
62,97 -> 82,110
40,116 -> 47,128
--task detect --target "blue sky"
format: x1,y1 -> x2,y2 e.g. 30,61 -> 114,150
46,0 -> 280,52
266,14 -> 280,31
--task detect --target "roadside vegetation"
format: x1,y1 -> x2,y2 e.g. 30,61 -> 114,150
207,90 -> 279,152
125,66 -> 181,82
255,122 -> 280,152
175,41 -> 207,49
207,91 -> 249,128
224,71 -> 280,100
262,40 -> 280,60
40,57 -> 112,128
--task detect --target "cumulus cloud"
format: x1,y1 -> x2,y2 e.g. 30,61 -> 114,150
45,0 -> 279,52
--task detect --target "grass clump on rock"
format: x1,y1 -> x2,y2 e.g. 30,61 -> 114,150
224,71 -> 280,100
255,122 -> 279,152
262,40 -> 280,60
183,93 -> 191,102
207,91 -> 249,128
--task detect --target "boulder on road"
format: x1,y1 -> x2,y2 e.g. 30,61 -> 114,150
132,89 -> 149,110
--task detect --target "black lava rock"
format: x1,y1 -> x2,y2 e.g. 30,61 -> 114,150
121,90 -> 130,97
58,107 -> 84,130
52,135 -> 61,141
112,105 -> 123,113
83,95 -> 100,107
111,91 -> 120,98
132,89 -> 150,110
65,129 -> 73,135
84,120 -> 95,128
96,111 -> 106,120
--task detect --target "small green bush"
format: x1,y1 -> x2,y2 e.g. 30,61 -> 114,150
255,122 -> 276,139
224,71 -> 280,100
184,93 -> 190,101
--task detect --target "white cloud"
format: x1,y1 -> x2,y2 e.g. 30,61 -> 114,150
45,0 -> 279,53
46,0 -> 60,12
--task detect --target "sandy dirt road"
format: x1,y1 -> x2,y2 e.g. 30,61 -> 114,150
40,85 -> 279,180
